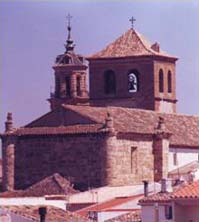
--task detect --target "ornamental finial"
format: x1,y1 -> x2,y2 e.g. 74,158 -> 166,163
65,13 -> 75,52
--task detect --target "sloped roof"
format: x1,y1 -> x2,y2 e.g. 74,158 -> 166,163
139,180 -> 199,203
89,28 -> 177,59
62,105 -> 199,148
0,205 -> 89,222
2,105 -> 198,148
105,210 -> 141,222
0,173 -> 78,198
76,194 -> 143,216
169,161 -> 199,175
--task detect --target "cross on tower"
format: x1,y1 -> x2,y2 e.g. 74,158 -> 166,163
66,13 -> 72,27
129,16 -> 136,28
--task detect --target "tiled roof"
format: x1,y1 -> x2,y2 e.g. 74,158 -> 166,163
105,210 -> 141,222
89,28 -> 177,59
2,105 -> 198,148
0,205 -> 90,222
139,180 -> 199,203
0,173 -> 78,198
169,161 -> 199,175
63,105 -> 199,148
77,194 -> 143,217
3,124 -> 103,136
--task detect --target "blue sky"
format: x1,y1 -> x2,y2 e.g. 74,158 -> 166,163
0,0 -> 199,132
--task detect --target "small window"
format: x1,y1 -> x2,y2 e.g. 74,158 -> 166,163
130,147 -> 138,174
104,70 -> 116,95
159,69 -> 164,93
173,152 -> 178,166
77,76 -> 81,96
165,205 -> 173,219
168,71 -> 172,93
128,72 -> 138,93
65,76 -> 71,96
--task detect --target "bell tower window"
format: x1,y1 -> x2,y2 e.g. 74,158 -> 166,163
159,69 -> 164,93
65,76 -> 71,97
104,70 -> 116,95
168,71 -> 172,93
77,76 -> 81,96
55,77 -> 61,98
128,71 -> 139,93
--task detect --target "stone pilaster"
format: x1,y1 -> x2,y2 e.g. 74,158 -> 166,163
100,112 -> 118,186
2,136 -> 16,191
153,117 -> 172,182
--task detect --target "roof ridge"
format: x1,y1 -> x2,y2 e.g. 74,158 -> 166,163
132,29 -> 155,55
52,173 -> 69,194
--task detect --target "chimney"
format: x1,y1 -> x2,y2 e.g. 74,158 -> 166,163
38,207 -> 47,222
151,42 -> 160,52
143,180 -> 149,197
161,178 -> 167,193
5,112 -> 13,132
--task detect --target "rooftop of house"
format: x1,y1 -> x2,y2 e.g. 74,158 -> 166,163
76,194 -> 143,217
3,105 -> 198,148
169,161 -> 199,176
0,205 -> 89,222
0,173 -> 78,198
88,28 -> 177,60
139,180 -> 199,204
105,210 -> 141,222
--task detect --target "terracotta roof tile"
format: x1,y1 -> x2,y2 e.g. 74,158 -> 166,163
2,105 -> 198,148
63,105 -> 199,148
139,180 -> 199,203
105,210 -> 141,222
89,29 -> 177,59
0,205 -> 90,222
0,173 -> 78,198
77,194 -> 143,217
4,124 -> 103,136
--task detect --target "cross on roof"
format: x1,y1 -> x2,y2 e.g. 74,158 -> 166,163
129,16 -> 136,28
66,13 -> 72,27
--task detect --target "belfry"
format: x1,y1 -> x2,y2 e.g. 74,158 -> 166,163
1,16 -> 198,192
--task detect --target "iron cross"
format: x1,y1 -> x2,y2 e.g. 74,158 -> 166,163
129,16 -> 136,28
66,13 -> 72,27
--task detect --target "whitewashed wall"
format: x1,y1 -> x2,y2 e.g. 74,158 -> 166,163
0,197 -> 66,210
169,148 -> 199,171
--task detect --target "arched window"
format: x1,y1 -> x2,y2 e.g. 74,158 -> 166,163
167,71 -> 172,93
128,71 -> 139,93
104,70 -> 116,95
65,76 -> 71,96
159,69 -> 164,93
76,76 -> 81,96
55,77 -> 61,98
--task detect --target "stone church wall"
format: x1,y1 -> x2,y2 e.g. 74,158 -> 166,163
14,134 -> 105,191
101,133 -> 154,186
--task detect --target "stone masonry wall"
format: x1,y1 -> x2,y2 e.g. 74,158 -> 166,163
101,133 -> 154,186
89,58 -> 155,110
14,134 -> 105,191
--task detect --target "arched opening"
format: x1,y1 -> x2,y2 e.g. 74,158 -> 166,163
76,76 -> 81,96
65,76 -> 71,97
104,70 -> 116,95
55,77 -> 61,98
167,71 -> 172,93
128,70 -> 139,93
159,69 -> 164,93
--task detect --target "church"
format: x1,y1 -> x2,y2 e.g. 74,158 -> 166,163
1,17 -> 199,192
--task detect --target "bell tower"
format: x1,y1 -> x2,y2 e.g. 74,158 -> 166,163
48,14 -> 88,110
